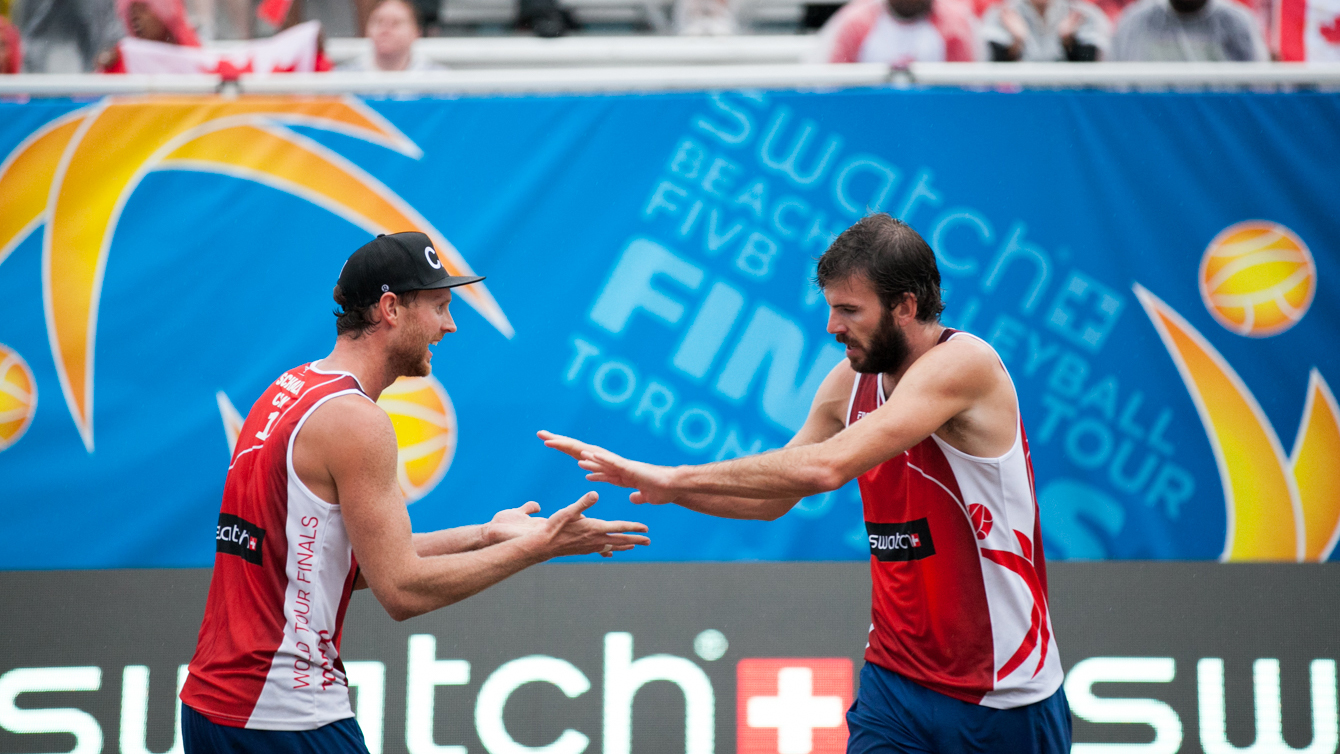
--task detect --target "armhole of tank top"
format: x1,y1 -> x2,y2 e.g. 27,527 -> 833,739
307,364 -> 368,395
286,388 -> 375,507
844,371 -> 863,428
936,331 -> 1023,460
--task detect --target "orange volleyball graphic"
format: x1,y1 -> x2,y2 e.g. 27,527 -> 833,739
1199,221 -> 1315,338
376,375 -> 457,502
0,344 -> 37,451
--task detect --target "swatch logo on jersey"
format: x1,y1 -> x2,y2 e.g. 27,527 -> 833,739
0,95 -> 512,454
1135,220 -> 1340,562
865,519 -> 936,562
216,512 -> 267,565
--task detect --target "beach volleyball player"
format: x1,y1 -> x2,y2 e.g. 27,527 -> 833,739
542,215 -> 1070,753
179,232 -> 649,753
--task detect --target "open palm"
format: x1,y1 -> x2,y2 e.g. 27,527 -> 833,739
538,431 -> 677,504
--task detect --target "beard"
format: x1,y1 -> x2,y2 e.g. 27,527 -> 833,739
387,319 -> 435,378
843,309 -> 911,374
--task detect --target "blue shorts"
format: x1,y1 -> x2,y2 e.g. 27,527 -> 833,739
846,663 -> 1072,754
182,703 -> 371,754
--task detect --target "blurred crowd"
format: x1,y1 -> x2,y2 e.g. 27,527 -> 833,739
809,0 -> 1271,62
0,0 -> 1285,74
0,0 -> 454,72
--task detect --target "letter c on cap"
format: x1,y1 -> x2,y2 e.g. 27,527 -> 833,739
425,246 -> 442,270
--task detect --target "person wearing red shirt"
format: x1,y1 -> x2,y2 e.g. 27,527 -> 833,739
543,215 -> 1070,754
811,0 -> 979,63
180,232 -> 649,753
0,16 -> 21,73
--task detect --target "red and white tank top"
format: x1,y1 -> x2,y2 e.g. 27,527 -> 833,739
846,329 -> 1062,709
181,363 -> 369,730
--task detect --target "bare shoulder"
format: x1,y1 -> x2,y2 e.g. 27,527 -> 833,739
303,393 -> 391,434
813,358 -> 859,420
787,359 -> 858,446
818,358 -> 859,401
299,394 -> 397,464
906,334 -> 1004,396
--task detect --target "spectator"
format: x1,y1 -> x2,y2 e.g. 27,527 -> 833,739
676,0 -> 739,34
315,27 -> 334,70
812,0 -> 979,64
183,0 -> 215,40
338,0 -> 442,70
19,0 -> 123,72
216,0 -> 253,38
517,0 -> 577,37
98,0 -> 202,71
1112,0 -> 1267,59
407,0 -> 443,35
982,0 -> 1111,59
0,15 -> 20,73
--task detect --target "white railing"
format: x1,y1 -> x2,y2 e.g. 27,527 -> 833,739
911,61 -> 1340,87
314,34 -> 815,67
2,61 -> 1339,96
0,64 -> 884,96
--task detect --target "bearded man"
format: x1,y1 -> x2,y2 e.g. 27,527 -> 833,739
180,232 -> 649,753
541,214 -> 1070,753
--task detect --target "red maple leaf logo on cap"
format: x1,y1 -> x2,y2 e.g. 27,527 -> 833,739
1322,15 -> 1340,43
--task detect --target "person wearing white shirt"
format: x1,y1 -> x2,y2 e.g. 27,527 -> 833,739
982,0 -> 1111,60
1112,0 -> 1267,60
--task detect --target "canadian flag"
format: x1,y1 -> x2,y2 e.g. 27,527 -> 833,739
118,20 -> 321,74
1275,0 -> 1340,59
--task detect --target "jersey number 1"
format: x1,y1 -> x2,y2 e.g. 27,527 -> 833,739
256,411 -> 280,441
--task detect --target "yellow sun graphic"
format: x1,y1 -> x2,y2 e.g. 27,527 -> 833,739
377,375 -> 457,503
0,95 -> 512,451
216,375 -> 457,503
1136,284 -> 1340,562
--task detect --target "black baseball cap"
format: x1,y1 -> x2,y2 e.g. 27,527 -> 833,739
337,232 -> 484,307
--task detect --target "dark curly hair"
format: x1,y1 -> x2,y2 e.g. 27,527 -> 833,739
815,214 -> 944,322
333,286 -> 421,339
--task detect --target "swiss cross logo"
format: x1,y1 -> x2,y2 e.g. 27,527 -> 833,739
910,533 -> 920,546
738,658 -> 852,754
248,539 -> 258,550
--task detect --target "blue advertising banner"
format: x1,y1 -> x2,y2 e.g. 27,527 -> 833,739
0,89 -> 1337,569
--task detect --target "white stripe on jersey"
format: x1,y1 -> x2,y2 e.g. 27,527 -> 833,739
247,388 -> 364,730
928,332 -> 1061,708
849,331 -> 1062,708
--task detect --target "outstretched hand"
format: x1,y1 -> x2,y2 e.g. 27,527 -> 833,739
538,430 -> 679,505
533,491 -> 651,558
485,501 -> 547,546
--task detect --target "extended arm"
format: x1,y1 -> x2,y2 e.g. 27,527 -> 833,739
411,527 -> 490,556
409,500 -> 553,556
304,397 -> 650,620
547,341 -> 998,509
667,345 -> 991,497
544,361 -> 851,520
350,502 -> 550,589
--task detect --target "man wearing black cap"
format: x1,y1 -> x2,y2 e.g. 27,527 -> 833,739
178,232 -> 650,753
